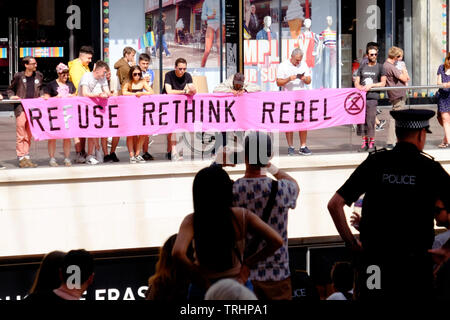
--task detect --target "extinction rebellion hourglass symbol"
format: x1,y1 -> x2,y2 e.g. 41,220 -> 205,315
344,92 -> 365,116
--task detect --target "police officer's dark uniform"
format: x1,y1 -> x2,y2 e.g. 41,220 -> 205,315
336,109 -> 450,300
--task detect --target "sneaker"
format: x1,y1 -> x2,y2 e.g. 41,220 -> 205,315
135,155 -> 146,163
19,158 -> 30,168
386,144 -> 395,150
171,151 -> 183,161
76,152 -> 86,163
142,152 -> 154,161
359,140 -> 368,152
64,158 -> 72,167
109,152 -> 120,162
299,146 -> 312,156
130,156 -> 137,164
25,158 -> 38,168
95,149 -> 104,164
49,158 -> 58,167
368,140 -> 375,152
166,53 -> 171,57
288,146 -> 296,156
375,119 -> 386,131
104,154 -> 112,163
86,155 -> 99,165
376,108 -> 382,115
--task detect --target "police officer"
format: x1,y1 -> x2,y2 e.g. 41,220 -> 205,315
328,109 -> 450,300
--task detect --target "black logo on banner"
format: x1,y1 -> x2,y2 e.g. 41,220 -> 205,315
344,92 -> 365,115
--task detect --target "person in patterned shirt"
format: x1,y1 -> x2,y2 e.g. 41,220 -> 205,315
232,131 -> 299,300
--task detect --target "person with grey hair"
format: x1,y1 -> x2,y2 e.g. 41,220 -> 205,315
277,48 -> 313,156
232,131 -> 300,300
205,278 -> 258,300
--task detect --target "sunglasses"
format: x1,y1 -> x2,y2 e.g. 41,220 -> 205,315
132,73 -> 142,76
177,67 -> 187,71
369,53 -> 378,56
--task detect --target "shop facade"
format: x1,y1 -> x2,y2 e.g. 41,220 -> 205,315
0,0 -> 101,90
0,0 -> 447,94
136,0 -> 448,95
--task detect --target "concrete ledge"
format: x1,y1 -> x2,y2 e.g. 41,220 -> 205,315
0,149 -> 448,257
1,148 -> 448,184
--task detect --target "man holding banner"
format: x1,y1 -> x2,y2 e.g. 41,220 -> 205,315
7,56 -> 43,168
78,60 -> 112,165
163,58 -> 197,161
276,48 -> 312,156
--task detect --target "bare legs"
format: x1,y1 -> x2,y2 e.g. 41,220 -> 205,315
201,26 -> 224,67
285,131 -> 308,147
48,139 -> 71,162
441,111 -> 450,146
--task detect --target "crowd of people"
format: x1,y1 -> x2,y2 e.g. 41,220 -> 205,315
19,120 -> 450,301
0,40 -> 449,168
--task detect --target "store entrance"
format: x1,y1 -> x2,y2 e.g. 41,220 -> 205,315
0,0 -> 100,92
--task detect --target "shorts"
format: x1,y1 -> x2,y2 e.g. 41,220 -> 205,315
207,21 -> 220,31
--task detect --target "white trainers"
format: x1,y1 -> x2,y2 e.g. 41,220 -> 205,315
76,152 -> 86,163
95,149 -> 104,164
171,151 -> 183,161
49,158 -> 58,167
135,155 -> 146,163
86,155 -> 99,165
130,156 -> 137,164
64,158 -> 72,167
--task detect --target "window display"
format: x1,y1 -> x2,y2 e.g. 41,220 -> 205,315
145,0 -> 226,93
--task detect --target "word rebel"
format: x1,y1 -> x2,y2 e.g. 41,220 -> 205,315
261,99 -> 333,124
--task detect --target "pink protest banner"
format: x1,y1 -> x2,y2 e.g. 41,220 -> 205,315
20,88 -> 366,141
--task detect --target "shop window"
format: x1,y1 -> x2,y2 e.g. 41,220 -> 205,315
244,0 -> 281,91
145,0 -> 225,94
281,0 -> 338,89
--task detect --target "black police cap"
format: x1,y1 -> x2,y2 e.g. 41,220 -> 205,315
390,109 -> 435,133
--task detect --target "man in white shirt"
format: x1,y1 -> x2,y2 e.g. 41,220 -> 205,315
79,60 -> 112,165
276,48 -> 312,156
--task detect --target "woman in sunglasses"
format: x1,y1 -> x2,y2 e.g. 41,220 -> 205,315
43,63 -> 76,167
122,66 -> 154,163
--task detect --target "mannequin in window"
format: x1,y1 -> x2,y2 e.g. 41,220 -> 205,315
320,16 -> 337,88
298,18 -> 322,88
256,16 -> 277,40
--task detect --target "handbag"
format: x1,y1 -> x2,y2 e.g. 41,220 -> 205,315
244,180 -> 279,259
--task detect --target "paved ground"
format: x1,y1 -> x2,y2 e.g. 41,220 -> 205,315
150,42 -> 223,69
0,105 -> 446,169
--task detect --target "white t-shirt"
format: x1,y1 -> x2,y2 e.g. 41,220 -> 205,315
433,229 -> 450,249
78,72 -> 109,96
326,290 -> 353,300
277,59 -> 311,91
